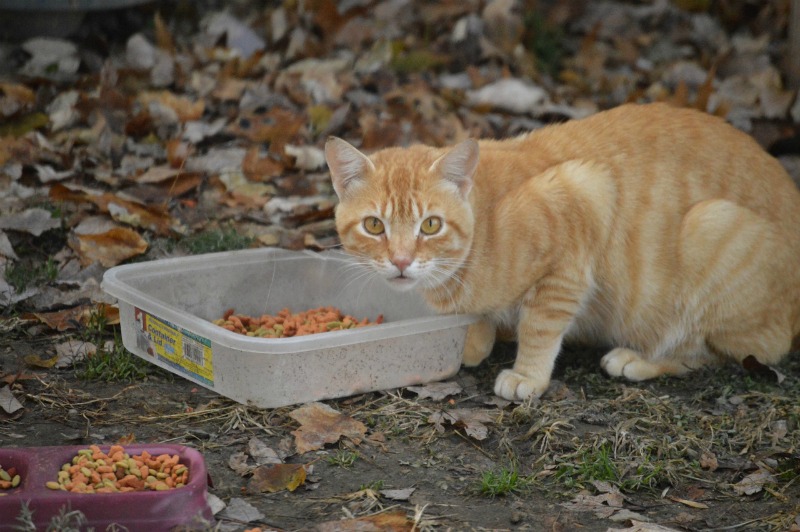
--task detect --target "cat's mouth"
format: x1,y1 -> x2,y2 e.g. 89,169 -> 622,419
388,274 -> 418,289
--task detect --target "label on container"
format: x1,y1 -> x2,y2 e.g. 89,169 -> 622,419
133,307 -> 214,387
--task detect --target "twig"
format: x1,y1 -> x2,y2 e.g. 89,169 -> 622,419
700,517 -> 766,531
453,430 -> 495,460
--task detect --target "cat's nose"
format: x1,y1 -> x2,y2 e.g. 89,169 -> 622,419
391,256 -> 412,273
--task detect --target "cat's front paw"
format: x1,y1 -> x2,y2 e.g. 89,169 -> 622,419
494,369 -> 548,401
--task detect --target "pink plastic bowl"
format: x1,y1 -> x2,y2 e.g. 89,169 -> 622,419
0,444 -> 213,531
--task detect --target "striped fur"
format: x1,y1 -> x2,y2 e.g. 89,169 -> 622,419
326,103 -> 800,401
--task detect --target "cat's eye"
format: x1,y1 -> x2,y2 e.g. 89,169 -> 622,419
420,216 -> 443,236
363,216 -> 385,236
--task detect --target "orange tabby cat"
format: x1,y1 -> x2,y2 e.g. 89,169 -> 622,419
325,103 -> 800,401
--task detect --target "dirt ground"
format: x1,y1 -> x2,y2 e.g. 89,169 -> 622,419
2,330 -> 799,531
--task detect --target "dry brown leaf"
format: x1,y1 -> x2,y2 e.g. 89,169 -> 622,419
228,451 -> 253,477
289,402 -> 367,454
694,64 -> 716,112
32,303 -> 119,332
139,91 -> 204,122
70,227 -> 148,267
116,433 -> 137,445
613,521 -> 683,532
0,372 -> 39,385
248,437 -> 282,465
303,233 -> 324,249
668,496 -> 709,509
482,0 -> 524,54
380,488 -> 416,501
242,147 -> 285,181
671,80 -> 690,108
0,231 -> 17,259
559,481 -> 653,523
222,192 -> 272,210
306,0 -> 345,41
48,182 -> 90,203
285,144 -> 326,171
428,408 -> 495,440
685,485 -> 707,501
227,107 -> 303,149
154,11 -> 176,54
23,353 -> 58,369
234,50 -> 265,78
124,109 -> 154,137
0,386 -> 23,415
149,174 -> 203,199
0,82 -> 35,117
215,497 -> 264,523
0,208 -> 61,236
130,165 -> 185,184
561,489 -> 623,518
216,175 -> 274,210
313,510 -> 414,532
561,486 -> 652,523
732,468 -> 775,496
212,78 -> 248,101
50,183 -> 176,235
541,379 -> 576,401
699,451 -> 718,471
54,339 -> 97,368
248,463 -> 306,493
407,381 -> 463,400
165,139 -> 193,167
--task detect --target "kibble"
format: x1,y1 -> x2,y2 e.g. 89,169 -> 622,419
45,445 -> 190,494
214,306 -> 383,338
0,464 -> 20,490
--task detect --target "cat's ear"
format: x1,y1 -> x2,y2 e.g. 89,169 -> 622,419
430,139 -> 479,198
325,137 -> 375,199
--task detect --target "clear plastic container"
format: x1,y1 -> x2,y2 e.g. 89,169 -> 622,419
102,248 -> 476,408
0,444 -> 212,532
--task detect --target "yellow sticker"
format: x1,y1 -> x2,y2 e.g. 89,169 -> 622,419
133,307 -> 214,386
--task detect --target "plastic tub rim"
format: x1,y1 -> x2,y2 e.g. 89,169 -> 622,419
101,248 -> 479,355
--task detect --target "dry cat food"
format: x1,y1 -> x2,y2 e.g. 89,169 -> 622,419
214,306 -> 384,337
45,445 -> 189,493
0,464 -> 20,489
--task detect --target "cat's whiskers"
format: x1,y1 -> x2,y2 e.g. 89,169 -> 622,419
318,242 -> 345,251
341,267 -> 377,295
423,260 -> 470,312
335,250 -> 384,297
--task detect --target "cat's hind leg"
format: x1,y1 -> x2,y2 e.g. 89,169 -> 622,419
607,199 -> 797,381
680,199 -> 798,369
600,347 -> 694,381
462,319 -> 496,366
707,322 -> 794,368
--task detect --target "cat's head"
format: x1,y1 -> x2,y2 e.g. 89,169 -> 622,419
325,137 -> 478,292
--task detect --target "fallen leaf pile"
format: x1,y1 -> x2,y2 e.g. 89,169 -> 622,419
2,0 -> 800,320
224,402 -> 370,495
